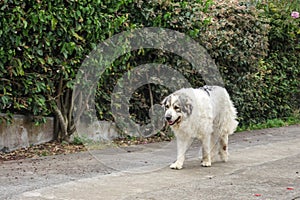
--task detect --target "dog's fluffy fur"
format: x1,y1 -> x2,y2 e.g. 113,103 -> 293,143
162,86 -> 238,169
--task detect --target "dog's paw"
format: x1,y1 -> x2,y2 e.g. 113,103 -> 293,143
170,161 -> 183,170
220,155 -> 228,162
219,151 -> 229,162
201,160 -> 211,167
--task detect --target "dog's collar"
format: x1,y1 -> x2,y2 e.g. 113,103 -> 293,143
200,85 -> 212,96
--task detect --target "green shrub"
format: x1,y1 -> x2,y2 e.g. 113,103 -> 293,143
238,0 -> 300,124
0,0 -> 299,140
199,0 -> 270,73
97,0 -> 271,126
0,0 -> 131,139
265,0 -> 299,119
195,0 -> 299,125
95,0 -> 214,124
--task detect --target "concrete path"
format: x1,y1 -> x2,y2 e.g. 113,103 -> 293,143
9,125 -> 300,199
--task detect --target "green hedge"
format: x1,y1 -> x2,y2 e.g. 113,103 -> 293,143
0,0 -> 132,139
233,0 -> 300,124
0,0 -> 299,139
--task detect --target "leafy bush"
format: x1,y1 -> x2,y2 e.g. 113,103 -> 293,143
95,0 -> 214,124
259,0 -> 300,122
193,0 -> 299,125
0,0 -> 131,139
0,0 -> 299,140
199,0 -> 270,73
96,0 -> 273,127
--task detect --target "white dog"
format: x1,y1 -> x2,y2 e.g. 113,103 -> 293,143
162,86 -> 238,169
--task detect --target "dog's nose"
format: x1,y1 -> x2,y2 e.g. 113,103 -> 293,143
165,115 -> 172,121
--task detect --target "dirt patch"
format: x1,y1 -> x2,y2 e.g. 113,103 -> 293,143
0,132 -> 173,162
0,141 -> 87,161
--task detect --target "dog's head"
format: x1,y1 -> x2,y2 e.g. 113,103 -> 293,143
161,93 -> 193,126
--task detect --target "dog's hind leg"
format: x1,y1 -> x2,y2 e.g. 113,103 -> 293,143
170,136 -> 193,170
201,134 -> 212,167
219,133 -> 229,162
209,130 -> 220,163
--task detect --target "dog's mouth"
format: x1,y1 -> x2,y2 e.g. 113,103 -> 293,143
167,116 -> 181,126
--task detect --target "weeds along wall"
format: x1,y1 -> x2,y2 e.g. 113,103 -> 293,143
0,0 -> 299,138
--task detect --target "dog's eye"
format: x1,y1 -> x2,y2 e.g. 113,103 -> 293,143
174,105 -> 180,111
165,105 -> 169,109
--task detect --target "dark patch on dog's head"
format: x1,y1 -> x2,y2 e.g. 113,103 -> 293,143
177,94 -> 193,116
161,95 -> 171,110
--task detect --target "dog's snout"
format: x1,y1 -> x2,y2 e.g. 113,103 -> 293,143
165,115 -> 172,121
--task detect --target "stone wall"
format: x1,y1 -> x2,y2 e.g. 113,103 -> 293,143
75,121 -> 120,141
0,115 -> 54,152
0,114 -> 123,152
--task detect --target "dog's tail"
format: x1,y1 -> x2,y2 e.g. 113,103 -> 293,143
223,90 -> 238,135
212,86 -> 238,136
224,95 -> 239,135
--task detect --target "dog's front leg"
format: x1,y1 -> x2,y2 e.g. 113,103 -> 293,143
201,134 -> 212,167
170,136 -> 192,170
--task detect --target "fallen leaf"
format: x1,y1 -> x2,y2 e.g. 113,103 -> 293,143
287,187 -> 294,190
254,194 -> 262,197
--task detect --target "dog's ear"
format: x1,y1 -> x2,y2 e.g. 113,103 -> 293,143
161,95 -> 170,108
184,102 -> 193,116
179,95 -> 193,115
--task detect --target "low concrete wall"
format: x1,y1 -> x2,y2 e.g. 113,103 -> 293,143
0,114 -> 123,152
76,121 -> 120,141
0,115 -> 54,152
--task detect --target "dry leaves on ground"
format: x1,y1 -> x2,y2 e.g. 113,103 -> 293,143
0,132 -> 173,161
0,142 -> 87,161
